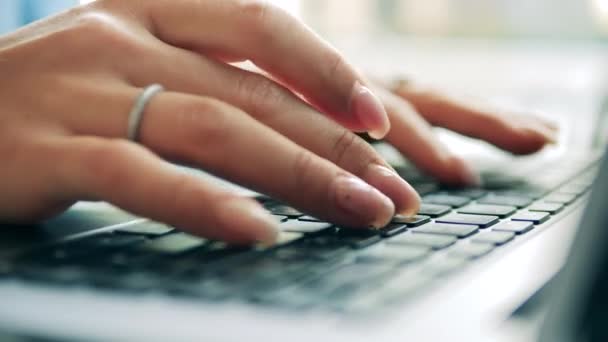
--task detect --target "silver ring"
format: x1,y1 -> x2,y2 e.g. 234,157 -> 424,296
127,84 -> 164,142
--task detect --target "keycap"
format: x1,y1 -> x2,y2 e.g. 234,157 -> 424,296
442,189 -> 487,199
379,224 -> 408,237
512,212 -> 550,225
436,214 -> 499,228
114,222 -> 174,236
279,221 -> 332,234
478,195 -> 533,208
458,204 -> 517,218
417,204 -> 452,217
529,202 -> 564,214
413,223 -> 479,238
335,229 -> 383,249
137,233 -> 207,255
545,193 -> 578,205
492,221 -> 534,234
357,245 -> 430,264
448,243 -> 495,259
412,182 -> 440,196
387,233 -> 457,250
471,231 -> 515,245
391,215 -> 431,227
423,194 -> 471,208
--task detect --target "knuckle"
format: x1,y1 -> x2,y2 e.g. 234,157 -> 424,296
325,50 -> 348,81
175,99 -> 235,159
235,72 -> 284,118
291,149 -> 319,192
67,12 -> 141,55
331,129 -> 382,173
82,140 -> 138,191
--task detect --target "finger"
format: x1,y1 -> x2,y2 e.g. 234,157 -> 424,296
55,136 -> 279,244
67,88 -> 395,229
377,87 -> 481,186
392,83 -> 558,155
130,0 -> 390,138
126,50 -> 420,216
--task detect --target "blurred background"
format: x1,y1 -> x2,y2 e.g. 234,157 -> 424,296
2,0 -> 607,155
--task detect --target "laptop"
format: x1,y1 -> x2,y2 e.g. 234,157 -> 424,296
0,45 -> 607,342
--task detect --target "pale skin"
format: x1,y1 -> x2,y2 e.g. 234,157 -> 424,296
0,0 -> 557,244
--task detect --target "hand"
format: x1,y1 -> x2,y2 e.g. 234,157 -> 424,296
0,0 -> 422,244
371,79 -> 558,185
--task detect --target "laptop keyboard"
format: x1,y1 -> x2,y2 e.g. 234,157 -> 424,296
2,156 -> 601,314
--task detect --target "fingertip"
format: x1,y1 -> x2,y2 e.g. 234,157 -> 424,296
350,82 -> 391,139
364,164 -> 420,218
218,199 -> 280,244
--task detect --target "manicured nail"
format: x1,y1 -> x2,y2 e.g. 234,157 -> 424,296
334,175 -> 395,229
350,82 -> 391,140
222,200 -> 280,244
365,164 -> 420,217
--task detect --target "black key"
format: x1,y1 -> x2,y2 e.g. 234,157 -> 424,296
254,195 -> 273,203
545,193 -> 578,205
387,233 -> 457,250
413,223 -> 479,238
478,195 -> 533,208
136,233 -> 207,255
492,221 -> 534,235
471,231 -> 515,245
512,211 -> 551,225
114,222 -> 174,236
417,204 -> 452,218
412,182 -> 440,196
448,243 -> 495,259
335,228 -> 383,249
423,194 -> 471,208
279,221 -> 332,234
442,189 -> 487,199
529,202 -> 564,214
391,215 -> 431,227
357,245 -> 430,264
298,216 -> 323,222
481,173 -> 526,189
379,224 -> 408,237
436,214 -> 499,228
458,204 -> 517,218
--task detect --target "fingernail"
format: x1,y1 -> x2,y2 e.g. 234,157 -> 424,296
350,82 -> 390,140
334,175 -> 395,229
222,200 -> 280,244
365,164 -> 420,217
